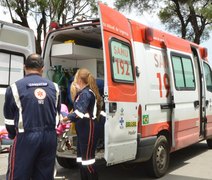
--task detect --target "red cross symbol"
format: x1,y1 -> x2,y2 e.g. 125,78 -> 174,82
37,91 -> 43,97
34,88 -> 46,100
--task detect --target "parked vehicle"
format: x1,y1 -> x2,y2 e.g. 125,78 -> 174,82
0,2 -> 211,178
0,20 -> 36,126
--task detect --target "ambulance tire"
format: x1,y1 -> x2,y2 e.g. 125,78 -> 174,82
146,135 -> 170,178
206,139 -> 212,149
56,156 -> 78,169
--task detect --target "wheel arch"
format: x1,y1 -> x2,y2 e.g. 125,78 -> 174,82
157,129 -> 171,151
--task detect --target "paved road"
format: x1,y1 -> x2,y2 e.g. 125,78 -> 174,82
1,141 -> 212,180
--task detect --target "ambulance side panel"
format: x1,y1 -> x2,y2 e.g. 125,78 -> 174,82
133,41 -> 170,161
0,21 -> 35,125
131,22 -> 204,153
135,43 -> 170,135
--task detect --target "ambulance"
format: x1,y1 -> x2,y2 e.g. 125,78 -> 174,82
42,2 -> 212,177
0,20 -> 35,126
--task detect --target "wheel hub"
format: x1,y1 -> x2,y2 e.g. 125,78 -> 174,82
156,145 -> 167,170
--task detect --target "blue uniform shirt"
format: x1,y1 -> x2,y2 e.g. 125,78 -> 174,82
4,74 -> 61,139
68,86 -> 97,122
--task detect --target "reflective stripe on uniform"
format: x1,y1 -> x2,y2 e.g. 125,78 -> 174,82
53,83 -> 60,126
89,89 -> 97,119
77,157 -> 82,162
4,119 -> 15,125
100,111 -> 106,117
81,159 -> 95,166
92,100 -> 97,119
11,83 -> 24,133
74,110 -> 90,119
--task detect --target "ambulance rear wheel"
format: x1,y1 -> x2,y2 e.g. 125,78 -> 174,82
147,135 -> 170,178
207,139 -> 212,149
56,157 -> 77,169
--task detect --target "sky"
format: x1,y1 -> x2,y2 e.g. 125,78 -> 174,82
0,2 -> 211,63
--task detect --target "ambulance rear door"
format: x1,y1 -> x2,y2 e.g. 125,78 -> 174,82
203,60 -> 212,137
0,20 -> 35,125
98,3 -> 138,165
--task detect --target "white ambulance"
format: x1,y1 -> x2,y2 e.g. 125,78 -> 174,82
42,3 -> 212,177
0,20 -> 36,126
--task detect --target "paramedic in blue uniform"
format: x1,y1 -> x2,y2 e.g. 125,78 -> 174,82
3,53 -> 61,180
63,68 -> 101,180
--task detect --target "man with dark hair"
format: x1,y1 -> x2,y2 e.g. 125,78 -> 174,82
4,53 -> 61,180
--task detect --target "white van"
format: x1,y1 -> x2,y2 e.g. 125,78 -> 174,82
0,20 -> 36,125
42,3 -> 212,178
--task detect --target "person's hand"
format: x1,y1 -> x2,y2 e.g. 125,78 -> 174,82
62,116 -> 69,122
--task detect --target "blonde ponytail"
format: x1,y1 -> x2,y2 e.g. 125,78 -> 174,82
77,68 -> 101,117
87,73 -> 101,117
70,70 -> 79,102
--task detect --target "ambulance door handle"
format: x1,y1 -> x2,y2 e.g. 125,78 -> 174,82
206,100 -> 209,107
109,102 -> 117,113
160,103 -> 175,109
112,56 -> 115,62
135,66 -> 140,77
194,100 -> 199,108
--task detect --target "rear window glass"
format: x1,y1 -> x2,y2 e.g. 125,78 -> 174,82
110,39 -> 134,83
0,51 -> 24,86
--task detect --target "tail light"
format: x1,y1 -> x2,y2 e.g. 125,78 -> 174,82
137,104 -> 142,134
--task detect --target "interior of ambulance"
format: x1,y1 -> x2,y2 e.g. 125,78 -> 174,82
43,22 -> 106,165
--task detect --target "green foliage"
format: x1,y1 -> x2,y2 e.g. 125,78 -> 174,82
115,0 -> 158,13
36,0 -> 48,11
114,0 -> 212,44
0,0 -> 99,53
200,3 -> 212,20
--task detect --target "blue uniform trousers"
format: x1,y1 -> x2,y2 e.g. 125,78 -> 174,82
75,118 -> 99,180
7,130 -> 57,180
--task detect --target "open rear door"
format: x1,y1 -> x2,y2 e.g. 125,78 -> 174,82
98,3 -> 138,165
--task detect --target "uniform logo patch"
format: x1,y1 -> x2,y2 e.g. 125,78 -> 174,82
34,88 -> 46,100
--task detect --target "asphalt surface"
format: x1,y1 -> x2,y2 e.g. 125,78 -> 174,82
1,141 -> 212,180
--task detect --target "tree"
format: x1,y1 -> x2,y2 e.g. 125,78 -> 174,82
1,0 -> 98,54
114,0 -> 212,44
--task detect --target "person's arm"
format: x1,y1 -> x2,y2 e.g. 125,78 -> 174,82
3,86 -> 17,139
54,83 -> 61,127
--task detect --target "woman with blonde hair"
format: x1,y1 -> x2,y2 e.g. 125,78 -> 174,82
63,68 -> 101,180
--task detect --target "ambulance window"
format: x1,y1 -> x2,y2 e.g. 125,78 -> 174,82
110,39 -> 134,83
172,55 -> 195,90
0,51 -> 24,86
182,57 -> 195,88
203,62 -> 212,92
